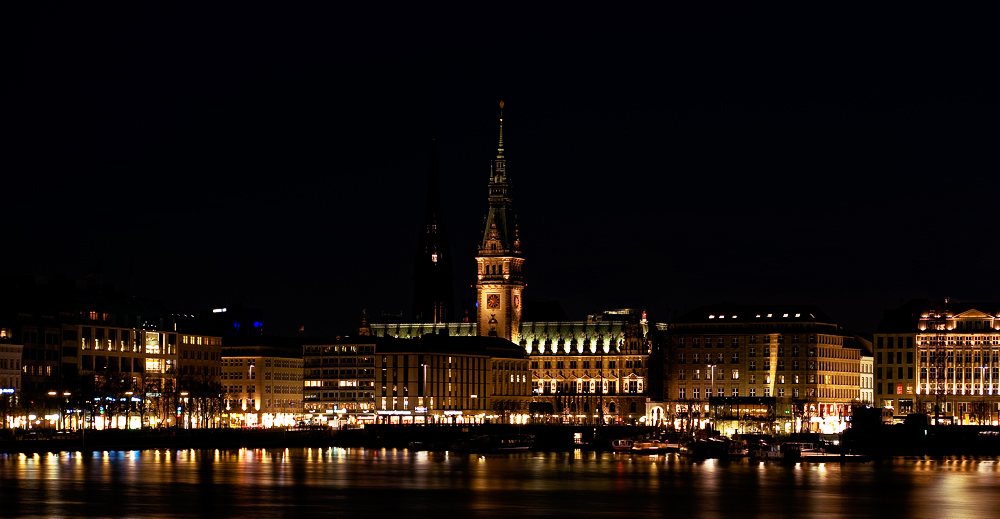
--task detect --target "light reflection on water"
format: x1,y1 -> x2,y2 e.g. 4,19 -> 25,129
2,450 -> 1000,518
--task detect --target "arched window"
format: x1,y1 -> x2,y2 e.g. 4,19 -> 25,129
491,265 -> 496,275
498,264 -> 503,275
630,402 -> 637,413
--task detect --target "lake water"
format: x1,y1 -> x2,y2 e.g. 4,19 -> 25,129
2,448 -> 999,518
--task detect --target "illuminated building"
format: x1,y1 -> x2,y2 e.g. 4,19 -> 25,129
475,101 -> 524,343
667,304 -> 866,435
525,309 -> 653,425
0,342 -> 22,392
302,337 -> 377,425
74,327 -> 221,429
0,341 -> 22,428
860,354 -> 873,404
221,346 -> 303,428
875,299 -> 1000,425
373,334 -> 530,424
412,140 -> 454,323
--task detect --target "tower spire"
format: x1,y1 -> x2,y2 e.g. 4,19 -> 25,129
498,100 -> 504,156
476,101 -> 524,343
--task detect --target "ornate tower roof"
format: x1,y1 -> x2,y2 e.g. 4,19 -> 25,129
413,139 -> 454,323
480,100 -> 521,256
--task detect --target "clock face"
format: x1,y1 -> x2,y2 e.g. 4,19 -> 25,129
487,294 -> 501,308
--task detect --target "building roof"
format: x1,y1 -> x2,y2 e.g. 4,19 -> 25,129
875,299 -> 1000,333
675,303 -> 839,326
375,334 -> 526,360
221,346 -> 304,359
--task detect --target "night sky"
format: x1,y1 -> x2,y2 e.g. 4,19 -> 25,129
5,5 -> 995,338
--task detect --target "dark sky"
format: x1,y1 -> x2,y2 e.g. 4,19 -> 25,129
4,5 -> 995,337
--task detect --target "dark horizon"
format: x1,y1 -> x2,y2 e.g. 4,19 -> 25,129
5,5 -> 995,337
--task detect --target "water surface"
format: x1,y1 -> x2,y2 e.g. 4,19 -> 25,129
1,449 -> 998,518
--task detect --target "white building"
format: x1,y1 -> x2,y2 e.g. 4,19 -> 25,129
0,343 -> 22,392
860,355 -> 873,404
1,342 -> 23,428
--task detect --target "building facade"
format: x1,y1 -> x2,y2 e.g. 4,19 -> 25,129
0,342 -> 22,428
221,346 -> 304,428
875,299 -> 1000,425
373,334 -> 531,424
302,339 -> 377,425
525,310 -> 652,424
667,304 -> 864,435
861,354 -> 873,404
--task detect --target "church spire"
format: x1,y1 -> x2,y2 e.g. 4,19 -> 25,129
413,139 -> 454,323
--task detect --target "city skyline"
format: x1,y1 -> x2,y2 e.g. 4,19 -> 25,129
5,5 -> 994,338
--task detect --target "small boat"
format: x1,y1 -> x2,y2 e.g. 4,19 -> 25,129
612,439 -> 634,452
750,441 -> 820,461
727,439 -> 749,458
631,440 -> 673,454
449,434 -> 535,453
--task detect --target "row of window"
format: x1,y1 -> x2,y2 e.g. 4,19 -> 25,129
532,359 -> 639,370
677,335 -> 844,347
181,350 -> 219,361
877,336 -> 915,348
533,379 -> 640,394
917,350 -> 999,365
916,367 -> 999,380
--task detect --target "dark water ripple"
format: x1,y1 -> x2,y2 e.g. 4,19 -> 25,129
1,449 -> 998,518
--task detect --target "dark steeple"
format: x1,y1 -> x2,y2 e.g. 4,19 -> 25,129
480,100 -> 521,256
413,140 -> 454,323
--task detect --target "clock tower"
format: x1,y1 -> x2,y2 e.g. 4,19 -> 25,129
476,101 -> 524,343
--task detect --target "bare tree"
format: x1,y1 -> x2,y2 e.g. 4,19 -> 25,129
969,400 -> 990,425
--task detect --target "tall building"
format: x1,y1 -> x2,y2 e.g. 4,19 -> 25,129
874,299 -> 1000,425
666,304 -> 866,435
413,140 -> 454,323
373,334 -> 531,424
302,337 -> 377,423
221,346 -> 304,428
860,354 -> 874,404
476,101 -> 524,342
